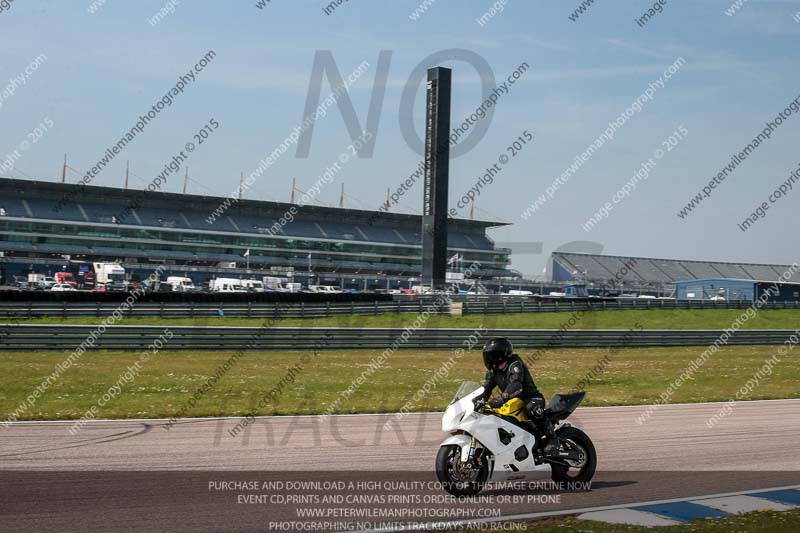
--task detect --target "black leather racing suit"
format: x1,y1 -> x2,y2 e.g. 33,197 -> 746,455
479,354 -> 553,443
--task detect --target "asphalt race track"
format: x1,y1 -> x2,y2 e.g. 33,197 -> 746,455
1,399 -> 799,532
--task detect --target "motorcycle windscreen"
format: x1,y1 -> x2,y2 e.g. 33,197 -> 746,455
451,381 -> 482,404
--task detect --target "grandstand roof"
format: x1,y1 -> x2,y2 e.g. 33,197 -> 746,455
0,177 -> 508,250
673,278 -> 800,286
0,177 -> 507,228
552,252 -> 800,285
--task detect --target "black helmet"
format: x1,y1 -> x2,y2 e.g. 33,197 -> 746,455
482,338 -> 513,369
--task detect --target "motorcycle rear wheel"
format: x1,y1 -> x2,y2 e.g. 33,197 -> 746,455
550,426 -> 597,484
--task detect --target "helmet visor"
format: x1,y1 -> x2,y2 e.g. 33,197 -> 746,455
482,349 -> 507,369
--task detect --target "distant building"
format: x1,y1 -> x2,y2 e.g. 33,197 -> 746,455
0,177 -> 516,289
551,252 -> 800,294
674,278 -> 800,302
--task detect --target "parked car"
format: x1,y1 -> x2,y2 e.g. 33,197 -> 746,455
308,285 -> 342,294
11,276 -> 32,290
51,283 -> 77,292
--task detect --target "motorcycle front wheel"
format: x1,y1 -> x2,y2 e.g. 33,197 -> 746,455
435,444 -> 489,496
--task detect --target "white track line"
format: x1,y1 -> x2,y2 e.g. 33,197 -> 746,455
339,484 -> 800,532
692,494 -> 795,513
3,398 -> 799,425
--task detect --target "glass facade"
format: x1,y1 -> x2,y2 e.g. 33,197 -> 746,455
0,218 -> 511,275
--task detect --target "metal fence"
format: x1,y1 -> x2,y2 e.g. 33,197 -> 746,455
0,300 -> 428,319
0,297 -> 798,319
0,324 -> 795,351
403,296 -> 800,314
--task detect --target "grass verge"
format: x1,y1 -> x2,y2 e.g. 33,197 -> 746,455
9,308 -> 800,329
1,345 -> 796,420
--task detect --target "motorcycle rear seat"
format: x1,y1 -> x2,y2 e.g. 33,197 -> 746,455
544,392 -> 586,416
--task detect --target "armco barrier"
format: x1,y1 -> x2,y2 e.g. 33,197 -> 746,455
0,325 -> 794,351
0,290 -> 392,304
404,296 -> 800,314
0,301 -> 423,318
0,297 -> 798,319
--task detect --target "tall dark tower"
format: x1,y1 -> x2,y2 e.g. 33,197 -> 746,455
421,67 -> 451,290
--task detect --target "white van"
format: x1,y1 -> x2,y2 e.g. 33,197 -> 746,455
241,279 -> 265,292
166,276 -> 196,292
284,282 -> 302,293
263,276 -> 287,292
210,278 -> 247,293
309,285 -> 341,294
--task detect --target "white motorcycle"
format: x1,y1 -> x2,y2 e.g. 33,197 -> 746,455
436,382 -> 597,496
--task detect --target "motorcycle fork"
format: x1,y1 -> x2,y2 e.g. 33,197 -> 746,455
466,436 -> 479,464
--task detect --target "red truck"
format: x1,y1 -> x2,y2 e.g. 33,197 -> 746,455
54,271 -> 78,287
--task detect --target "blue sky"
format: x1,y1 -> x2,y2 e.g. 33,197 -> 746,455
1,0 -> 799,277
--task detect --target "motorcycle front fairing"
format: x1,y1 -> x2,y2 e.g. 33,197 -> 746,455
441,386 -> 551,482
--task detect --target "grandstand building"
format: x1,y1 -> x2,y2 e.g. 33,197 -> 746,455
551,252 -> 800,295
0,177 -> 516,288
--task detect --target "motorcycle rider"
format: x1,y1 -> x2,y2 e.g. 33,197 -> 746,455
476,338 -> 560,455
